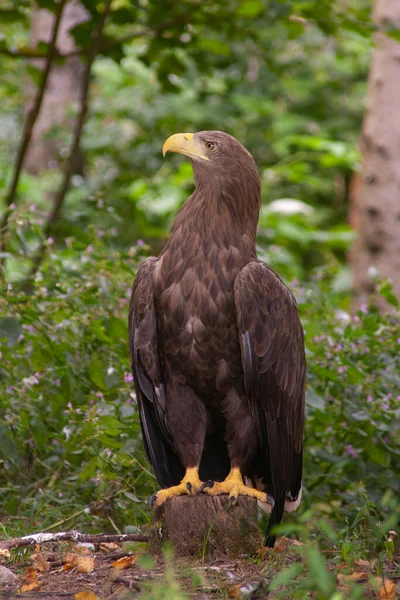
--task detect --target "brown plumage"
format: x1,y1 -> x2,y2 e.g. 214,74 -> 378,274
129,131 -> 306,546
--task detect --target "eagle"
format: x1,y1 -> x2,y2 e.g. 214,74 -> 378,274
129,131 -> 306,547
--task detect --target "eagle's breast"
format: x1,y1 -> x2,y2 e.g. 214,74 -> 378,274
153,238 -> 246,392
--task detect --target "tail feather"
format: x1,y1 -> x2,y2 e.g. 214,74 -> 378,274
264,496 -> 285,547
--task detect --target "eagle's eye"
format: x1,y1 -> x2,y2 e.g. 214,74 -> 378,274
204,141 -> 216,151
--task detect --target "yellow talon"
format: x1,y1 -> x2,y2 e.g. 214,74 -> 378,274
200,467 -> 267,505
151,467 -> 203,507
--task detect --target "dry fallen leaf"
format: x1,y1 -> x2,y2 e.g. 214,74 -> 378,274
337,572 -> 368,584
112,555 -> 137,570
355,558 -> 376,569
379,580 -> 396,600
0,549 -> 11,561
75,592 -> 98,600
20,567 -> 41,593
274,536 -> 290,552
63,553 -> 78,571
64,552 -> 78,564
226,584 -> 241,598
271,536 -> 304,552
22,567 -> 37,583
32,553 -> 50,572
75,544 -> 94,554
21,581 -> 42,593
76,556 -> 95,574
99,542 -> 121,553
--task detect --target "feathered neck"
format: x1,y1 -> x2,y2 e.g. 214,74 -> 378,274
165,166 -> 261,258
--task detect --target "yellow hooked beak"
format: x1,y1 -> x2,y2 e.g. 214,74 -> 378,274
162,133 -> 209,161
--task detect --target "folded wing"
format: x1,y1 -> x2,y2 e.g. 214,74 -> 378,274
129,257 -> 184,488
234,261 -> 306,543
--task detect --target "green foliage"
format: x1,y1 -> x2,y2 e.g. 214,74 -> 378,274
302,271 -> 400,517
0,0 -> 369,282
0,235 -> 155,533
1,241 -> 399,542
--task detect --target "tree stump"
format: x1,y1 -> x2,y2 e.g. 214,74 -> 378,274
149,495 -> 262,559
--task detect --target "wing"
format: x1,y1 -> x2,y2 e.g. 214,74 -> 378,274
234,261 -> 306,509
129,257 -> 184,488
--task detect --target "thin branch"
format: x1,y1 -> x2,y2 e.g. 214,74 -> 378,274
0,47 -> 56,59
0,0 -> 67,267
112,576 -> 141,592
0,16 -> 186,61
26,0 -> 114,280
0,530 -> 148,551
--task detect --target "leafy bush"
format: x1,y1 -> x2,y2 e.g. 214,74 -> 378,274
1,240 -> 399,543
302,271 -> 400,525
0,235 -> 156,533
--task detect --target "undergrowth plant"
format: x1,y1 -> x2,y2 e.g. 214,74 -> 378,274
0,237 -> 399,541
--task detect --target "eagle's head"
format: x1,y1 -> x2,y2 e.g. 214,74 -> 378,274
162,130 -> 260,188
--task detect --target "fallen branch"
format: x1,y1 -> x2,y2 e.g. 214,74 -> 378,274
0,0 -> 67,268
26,0 -> 113,281
0,530 -> 148,551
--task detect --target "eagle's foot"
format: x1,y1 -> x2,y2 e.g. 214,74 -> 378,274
199,467 -> 267,507
150,467 -> 203,508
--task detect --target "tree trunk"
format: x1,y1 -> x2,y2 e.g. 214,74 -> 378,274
350,0 -> 400,308
25,0 -> 88,174
149,496 -> 262,560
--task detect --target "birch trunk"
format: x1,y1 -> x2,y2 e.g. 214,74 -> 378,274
351,0 -> 400,308
25,0 -> 88,174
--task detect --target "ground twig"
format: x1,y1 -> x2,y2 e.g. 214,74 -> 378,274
112,575 -> 141,592
0,530 -> 148,551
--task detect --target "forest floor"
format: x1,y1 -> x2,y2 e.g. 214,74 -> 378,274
0,536 -> 399,600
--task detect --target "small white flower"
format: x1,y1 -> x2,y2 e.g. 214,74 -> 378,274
62,426 -> 73,440
335,309 -> 351,324
368,265 -> 378,279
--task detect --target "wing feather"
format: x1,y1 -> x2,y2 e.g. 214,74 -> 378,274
234,261 -> 306,502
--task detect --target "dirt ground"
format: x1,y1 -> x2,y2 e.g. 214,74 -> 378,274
0,541 -> 276,600
0,538 -> 399,599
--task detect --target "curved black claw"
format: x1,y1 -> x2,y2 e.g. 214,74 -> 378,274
198,480 -> 215,494
266,494 -> 275,509
148,492 -> 158,508
227,495 -> 237,511
186,482 -> 194,495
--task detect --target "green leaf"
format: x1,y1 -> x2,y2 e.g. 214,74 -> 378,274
0,318 -> 21,346
35,0 -> 58,11
385,28 -> 400,42
105,369 -> 120,389
88,360 -> 106,390
124,491 -> 141,503
197,38 -> 231,56
0,425 -> 19,465
268,563 -> 303,590
377,280 -> 399,308
0,9 -> 27,24
236,0 -> 265,18
306,544 -> 335,596
69,21 -> 94,50
306,388 -> 325,410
